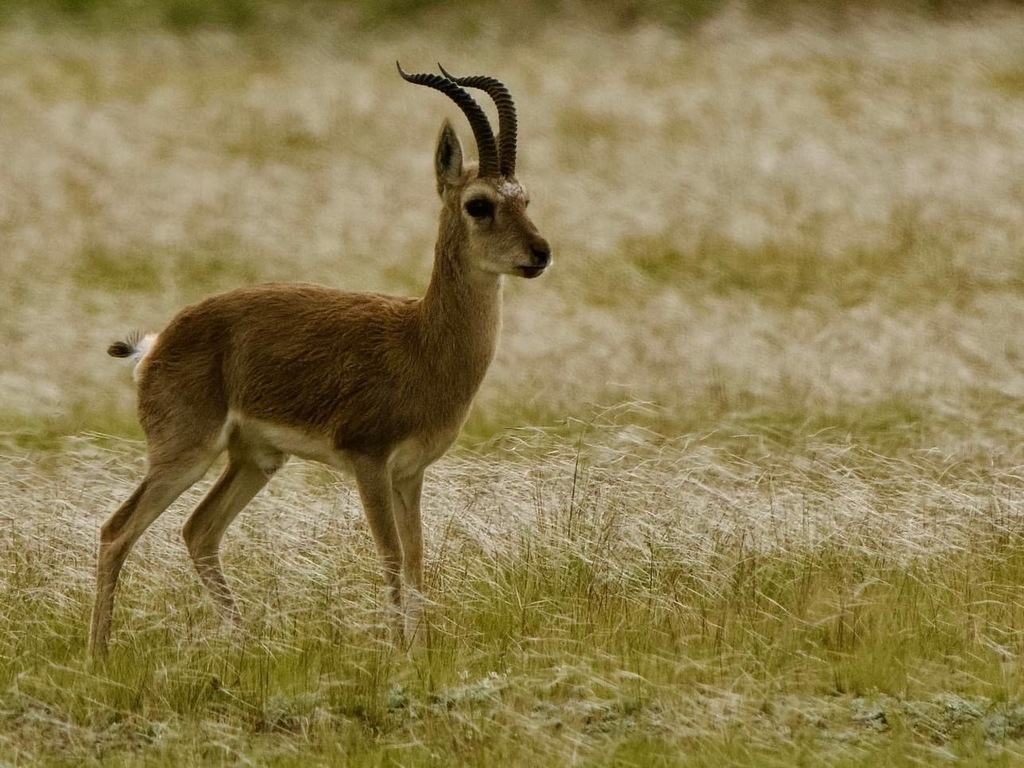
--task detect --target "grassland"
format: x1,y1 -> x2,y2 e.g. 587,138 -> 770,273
3,3 -> 1024,765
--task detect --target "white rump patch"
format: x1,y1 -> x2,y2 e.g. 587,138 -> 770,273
130,332 -> 159,382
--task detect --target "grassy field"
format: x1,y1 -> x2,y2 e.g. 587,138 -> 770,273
4,3 -> 1024,765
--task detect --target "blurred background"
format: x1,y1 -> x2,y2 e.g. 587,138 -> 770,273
2,0 -> 1024,457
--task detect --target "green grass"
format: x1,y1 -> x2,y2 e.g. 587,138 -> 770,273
604,223 -> 992,312
1,0 -> 1019,34
4,433 -> 1024,765
73,240 -> 265,297
74,245 -> 164,294
988,65 -> 1024,99
0,407 -> 142,452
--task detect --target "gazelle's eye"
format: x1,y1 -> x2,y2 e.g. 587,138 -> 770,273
464,198 -> 495,219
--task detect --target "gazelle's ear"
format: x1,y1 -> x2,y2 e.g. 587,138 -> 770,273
435,119 -> 464,196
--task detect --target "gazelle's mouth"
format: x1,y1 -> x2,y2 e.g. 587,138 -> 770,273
518,265 -> 547,279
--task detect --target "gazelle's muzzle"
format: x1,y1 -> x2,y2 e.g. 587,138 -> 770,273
518,237 -> 552,279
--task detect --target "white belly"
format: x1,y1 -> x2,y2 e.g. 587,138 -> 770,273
225,410 -> 460,478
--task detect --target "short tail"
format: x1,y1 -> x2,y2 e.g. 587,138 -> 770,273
108,331 -> 158,381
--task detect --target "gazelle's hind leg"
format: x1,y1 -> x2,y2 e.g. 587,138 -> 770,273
182,444 -> 286,626
90,448 -> 217,656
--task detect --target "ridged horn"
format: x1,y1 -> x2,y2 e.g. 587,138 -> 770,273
438,64 -> 518,177
396,62 -> 500,179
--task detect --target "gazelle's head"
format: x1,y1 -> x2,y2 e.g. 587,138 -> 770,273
399,63 -> 552,280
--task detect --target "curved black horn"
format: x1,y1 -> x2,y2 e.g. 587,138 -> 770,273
438,65 -> 518,177
397,62 -> 500,179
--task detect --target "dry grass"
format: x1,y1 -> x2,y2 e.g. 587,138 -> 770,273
3,5 -> 1024,765
5,429 -> 1024,765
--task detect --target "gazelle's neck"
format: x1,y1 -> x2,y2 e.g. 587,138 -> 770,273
418,227 -> 503,390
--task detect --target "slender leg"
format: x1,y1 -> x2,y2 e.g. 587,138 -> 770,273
393,470 -> 425,639
90,457 -> 212,655
182,452 -> 283,625
350,455 -> 403,640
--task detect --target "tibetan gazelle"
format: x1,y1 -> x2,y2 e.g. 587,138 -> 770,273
89,64 -> 552,655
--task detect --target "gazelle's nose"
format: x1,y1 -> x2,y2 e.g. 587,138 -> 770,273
518,236 -> 552,279
530,239 -> 552,269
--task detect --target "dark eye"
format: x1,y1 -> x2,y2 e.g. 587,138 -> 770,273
464,198 -> 495,219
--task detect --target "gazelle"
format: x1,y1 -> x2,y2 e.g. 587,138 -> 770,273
89,64 -> 551,655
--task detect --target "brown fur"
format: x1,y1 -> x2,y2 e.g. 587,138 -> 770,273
89,108 -> 551,654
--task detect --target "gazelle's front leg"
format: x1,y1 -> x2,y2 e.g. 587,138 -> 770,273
393,469 -> 425,639
350,455 -> 404,640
